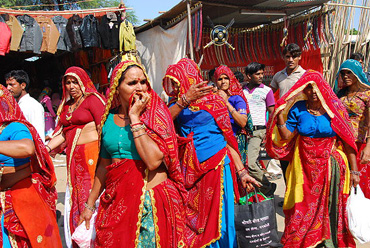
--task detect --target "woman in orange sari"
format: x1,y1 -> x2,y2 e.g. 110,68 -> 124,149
266,70 -> 358,247
0,85 -> 62,247
46,67 -> 105,247
79,60 -> 186,247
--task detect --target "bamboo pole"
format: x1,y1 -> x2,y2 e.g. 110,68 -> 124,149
187,0 -> 194,60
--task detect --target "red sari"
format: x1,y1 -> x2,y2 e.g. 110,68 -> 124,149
53,67 -> 105,246
266,70 -> 356,248
163,58 -> 241,247
0,85 -> 62,248
94,61 -> 186,248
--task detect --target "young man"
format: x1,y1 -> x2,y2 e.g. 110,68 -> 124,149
6,70 -> 45,142
270,43 -> 306,98
244,62 -> 276,196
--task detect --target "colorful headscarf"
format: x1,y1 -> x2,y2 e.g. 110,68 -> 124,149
102,60 -> 185,185
0,85 -> 57,210
57,66 -> 105,116
163,58 -> 239,152
334,59 -> 370,94
266,70 -> 357,160
214,65 -> 253,134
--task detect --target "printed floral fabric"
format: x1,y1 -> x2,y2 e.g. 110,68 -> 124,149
138,191 -> 156,248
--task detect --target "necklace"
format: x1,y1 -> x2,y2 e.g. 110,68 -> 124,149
117,106 -> 129,121
66,96 -> 84,121
345,87 -> 360,109
306,103 -> 322,115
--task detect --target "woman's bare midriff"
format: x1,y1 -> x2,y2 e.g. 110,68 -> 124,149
77,121 -> 99,145
110,158 -> 168,190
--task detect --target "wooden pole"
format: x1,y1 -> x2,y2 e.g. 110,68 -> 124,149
187,0 -> 194,60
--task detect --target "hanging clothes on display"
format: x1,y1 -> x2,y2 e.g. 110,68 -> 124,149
80,14 -> 100,48
98,12 -> 121,50
52,15 -> 72,51
0,22 -> 11,55
66,14 -> 83,50
36,16 -> 60,54
17,14 -> 43,54
119,19 -> 136,52
2,14 -> 24,51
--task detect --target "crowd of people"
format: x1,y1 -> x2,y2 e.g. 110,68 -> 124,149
0,42 -> 369,248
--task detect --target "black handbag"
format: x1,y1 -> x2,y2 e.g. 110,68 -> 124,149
234,189 -> 282,248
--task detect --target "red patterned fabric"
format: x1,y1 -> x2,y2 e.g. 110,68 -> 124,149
265,71 -> 356,247
357,143 -> 370,198
52,67 -> 105,247
95,60 -> 186,247
0,85 -> 61,247
163,58 -> 241,247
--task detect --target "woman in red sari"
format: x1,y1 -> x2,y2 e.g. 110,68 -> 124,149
266,70 -> 359,247
163,58 -> 259,247
0,85 -> 62,247
79,60 -> 186,248
46,67 -> 105,247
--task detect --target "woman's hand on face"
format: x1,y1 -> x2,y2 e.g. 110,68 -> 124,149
350,174 -> 360,188
359,145 -> 370,164
185,81 -> 213,102
78,208 -> 94,230
216,89 -> 228,102
129,92 -> 151,118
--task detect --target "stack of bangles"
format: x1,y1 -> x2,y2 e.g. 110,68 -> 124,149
350,170 -> 360,176
45,144 -> 52,152
277,123 -> 286,128
237,167 -> 248,177
84,202 -> 96,212
130,122 -> 147,139
176,94 -> 190,109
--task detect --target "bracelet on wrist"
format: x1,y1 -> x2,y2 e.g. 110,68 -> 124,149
131,124 -> 146,132
277,123 -> 286,128
133,132 -> 147,139
176,101 -> 187,109
84,202 -> 96,212
230,108 -> 236,115
239,170 -> 248,178
130,122 -> 143,128
350,170 -> 361,176
237,167 -> 246,173
182,94 -> 191,105
45,145 -> 51,152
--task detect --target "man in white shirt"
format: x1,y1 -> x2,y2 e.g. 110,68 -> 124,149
6,70 -> 45,142
270,43 -> 306,98
244,62 -> 276,196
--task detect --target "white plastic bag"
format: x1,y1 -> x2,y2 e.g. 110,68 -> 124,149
72,200 -> 99,248
346,186 -> 370,244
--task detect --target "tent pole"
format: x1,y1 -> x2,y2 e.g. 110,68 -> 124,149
187,0 -> 194,60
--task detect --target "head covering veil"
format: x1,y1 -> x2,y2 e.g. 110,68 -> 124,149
101,60 -> 185,185
266,70 -> 357,160
334,59 -> 370,94
163,58 -> 239,152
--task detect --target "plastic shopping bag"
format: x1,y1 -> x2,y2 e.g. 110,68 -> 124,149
72,200 -> 99,248
346,186 -> 370,244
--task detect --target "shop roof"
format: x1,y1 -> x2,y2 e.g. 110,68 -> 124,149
135,0 -> 329,33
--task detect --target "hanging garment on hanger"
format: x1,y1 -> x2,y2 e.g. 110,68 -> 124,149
17,14 -> 43,54
52,15 -> 72,51
2,14 -> 24,51
66,14 -> 83,50
36,16 -> 60,54
98,12 -> 121,49
81,14 -> 100,48
0,22 -> 11,55
119,20 -> 136,52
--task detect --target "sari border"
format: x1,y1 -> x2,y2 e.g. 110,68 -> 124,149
67,128 -> 82,206
134,168 -> 149,247
149,189 -> 161,248
200,157 -> 225,248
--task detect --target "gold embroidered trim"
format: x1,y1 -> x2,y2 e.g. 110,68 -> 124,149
149,189 -> 161,248
200,157 -> 225,248
134,168 -> 149,247
9,232 -> 19,248
163,75 -> 181,98
67,128 -> 82,206
64,72 -> 86,93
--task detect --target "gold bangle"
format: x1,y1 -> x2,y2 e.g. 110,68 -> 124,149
350,170 -> 361,176
84,202 -> 96,212
176,101 -> 187,109
131,124 -> 146,132
45,145 -> 51,152
277,123 -> 286,128
133,132 -> 147,139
